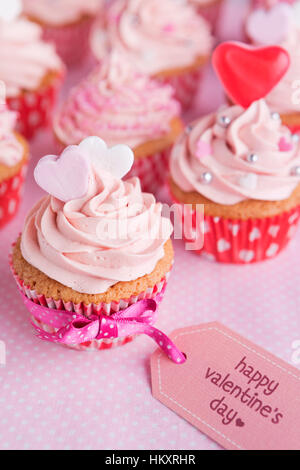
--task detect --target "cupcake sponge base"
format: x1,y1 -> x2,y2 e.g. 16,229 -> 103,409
12,238 -> 174,305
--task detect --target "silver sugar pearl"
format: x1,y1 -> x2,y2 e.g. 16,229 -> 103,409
201,172 -> 213,184
292,134 -> 300,143
271,112 -> 281,121
247,153 -> 258,163
219,115 -> 231,127
291,166 -> 300,176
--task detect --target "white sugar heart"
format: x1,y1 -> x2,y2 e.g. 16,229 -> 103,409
79,136 -> 134,179
34,147 -> 90,202
239,250 -> 255,263
217,239 -> 231,253
0,0 -> 21,22
239,173 -> 258,191
246,4 -> 293,45
249,228 -> 261,242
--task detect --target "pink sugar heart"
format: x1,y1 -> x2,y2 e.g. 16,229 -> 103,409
278,136 -> 293,152
195,140 -> 212,160
34,147 -> 90,202
246,4 -> 293,45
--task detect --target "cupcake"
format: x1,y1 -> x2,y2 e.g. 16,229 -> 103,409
0,12 -> 64,139
54,54 -> 183,193
90,0 -> 213,110
10,136 -> 181,357
169,99 -> 300,263
189,0 -> 224,32
22,0 -> 104,66
0,104 -> 29,229
246,1 -> 300,132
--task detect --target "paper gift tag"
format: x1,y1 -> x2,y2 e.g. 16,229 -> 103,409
151,322 -> 300,450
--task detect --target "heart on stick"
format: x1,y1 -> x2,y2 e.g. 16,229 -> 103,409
212,42 -> 290,108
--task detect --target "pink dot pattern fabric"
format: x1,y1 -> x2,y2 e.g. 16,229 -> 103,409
1,1 -> 300,449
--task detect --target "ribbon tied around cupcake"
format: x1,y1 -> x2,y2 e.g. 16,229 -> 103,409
21,292 -> 186,364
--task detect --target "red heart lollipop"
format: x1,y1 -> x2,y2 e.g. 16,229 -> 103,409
212,42 -> 290,108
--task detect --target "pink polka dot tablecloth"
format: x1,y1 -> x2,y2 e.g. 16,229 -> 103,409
0,1 -> 300,451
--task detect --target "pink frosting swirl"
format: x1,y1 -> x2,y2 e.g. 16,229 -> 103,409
0,105 -> 23,167
91,0 -> 213,75
170,100 -> 300,205
21,149 -> 172,295
0,18 -> 63,97
22,0 -> 102,26
54,55 -> 180,148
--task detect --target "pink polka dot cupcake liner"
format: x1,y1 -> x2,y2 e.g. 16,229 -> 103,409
42,16 -> 96,66
127,148 -> 170,194
7,74 -> 63,140
159,67 -> 203,111
10,256 -> 171,351
173,201 -> 300,264
0,166 -> 27,230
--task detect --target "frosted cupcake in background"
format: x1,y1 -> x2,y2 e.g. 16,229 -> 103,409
9,136 -> 181,357
54,53 -> 183,193
189,0 -> 224,31
22,0 -> 104,66
90,0 -> 214,110
246,0 -> 300,132
169,42 -> 300,264
0,4 -> 64,139
0,104 -> 29,229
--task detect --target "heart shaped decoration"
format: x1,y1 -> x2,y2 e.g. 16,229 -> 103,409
34,147 -> 91,202
79,136 -> 134,179
0,0 -> 22,22
278,136 -> 293,152
195,140 -> 212,160
246,4 -> 293,45
212,42 -> 290,108
217,239 -> 231,253
236,418 -> 245,428
239,250 -> 255,263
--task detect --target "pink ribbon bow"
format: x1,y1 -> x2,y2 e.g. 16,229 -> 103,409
21,293 -> 186,364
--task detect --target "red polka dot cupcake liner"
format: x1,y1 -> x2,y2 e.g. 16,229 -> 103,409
126,147 -> 171,194
172,200 -> 300,264
0,166 -> 27,229
42,16 -> 96,66
159,67 -> 203,111
7,74 -> 63,140
10,257 -> 171,351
